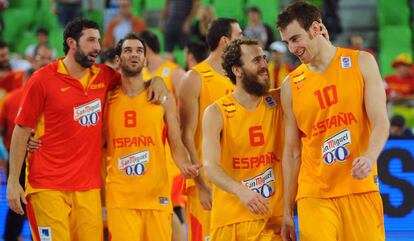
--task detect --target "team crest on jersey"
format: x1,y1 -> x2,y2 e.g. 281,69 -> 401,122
223,103 -> 236,118
292,71 -> 306,90
264,95 -> 277,108
242,168 -> 275,199
38,227 -> 52,241
161,67 -> 171,77
73,99 -> 101,127
118,150 -> 150,176
321,129 -> 351,164
341,56 -> 352,68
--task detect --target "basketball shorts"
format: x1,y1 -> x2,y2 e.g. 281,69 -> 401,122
297,191 -> 385,241
26,189 -> 102,241
210,217 -> 282,241
186,186 -> 211,241
107,208 -> 172,241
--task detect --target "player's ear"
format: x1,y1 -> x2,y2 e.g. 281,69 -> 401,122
232,64 -> 242,80
310,21 -> 321,38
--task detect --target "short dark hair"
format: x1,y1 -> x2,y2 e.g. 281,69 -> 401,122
186,41 -> 208,63
33,44 -> 52,58
221,38 -> 259,84
0,39 -> 8,49
100,47 -> 117,63
139,31 -> 160,54
115,32 -> 147,56
247,6 -> 261,16
276,1 -> 321,31
36,27 -> 49,36
63,18 -> 100,54
207,18 -> 238,52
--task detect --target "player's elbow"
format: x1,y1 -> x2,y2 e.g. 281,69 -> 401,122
203,160 -> 214,180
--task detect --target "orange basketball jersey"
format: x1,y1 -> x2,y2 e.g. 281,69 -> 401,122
104,87 -> 171,212
289,48 -> 378,200
143,60 -> 178,94
211,90 -> 284,229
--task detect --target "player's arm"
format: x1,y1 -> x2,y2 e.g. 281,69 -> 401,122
178,70 -> 206,186
203,104 -> 269,215
351,51 -> 390,179
163,92 -> 200,179
280,78 -> 301,241
7,125 -> 31,215
145,76 -> 169,104
171,67 -> 185,96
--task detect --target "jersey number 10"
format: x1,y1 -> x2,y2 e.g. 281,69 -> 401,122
314,85 -> 338,109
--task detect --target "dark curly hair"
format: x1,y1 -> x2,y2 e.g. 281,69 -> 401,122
276,1 -> 321,31
221,38 -> 259,84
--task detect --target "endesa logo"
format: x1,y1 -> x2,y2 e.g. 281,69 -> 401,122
242,168 -> 275,198
73,99 -> 102,126
321,129 -> 351,164
118,150 -> 149,176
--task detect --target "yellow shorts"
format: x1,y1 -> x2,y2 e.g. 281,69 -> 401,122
107,208 -> 172,241
26,189 -> 102,241
297,192 -> 385,241
186,187 -> 211,241
210,217 -> 282,241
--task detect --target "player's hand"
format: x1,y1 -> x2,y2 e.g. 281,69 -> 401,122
147,76 -> 168,104
179,162 -> 201,179
281,215 -> 296,241
198,184 -> 212,210
6,180 -> 27,215
27,130 -> 41,153
238,188 -> 269,215
351,156 -> 373,179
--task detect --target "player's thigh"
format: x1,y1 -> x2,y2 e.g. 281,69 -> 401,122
297,197 -> 339,241
339,192 -> 385,241
27,190 -> 71,241
142,209 -> 172,241
107,208 -> 143,241
71,189 -> 103,241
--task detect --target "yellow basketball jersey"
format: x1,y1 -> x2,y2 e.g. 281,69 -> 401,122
142,60 -> 178,94
105,87 -> 171,212
211,90 -> 284,229
289,48 -> 378,200
193,61 -> 235,163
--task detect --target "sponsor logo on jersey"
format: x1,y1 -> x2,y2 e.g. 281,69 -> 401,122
161,67 -> 171,78
341,56 -> 352,69
321,129 -> 351,164
73,99 -> 102,126
233,152 -> 278,169
159,197 -> 169,205
38,227 -> 52,241
118,150 -> 150,176
242,167 -> 275,198
264,95 -> 276,108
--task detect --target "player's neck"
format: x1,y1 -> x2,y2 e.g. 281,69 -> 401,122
62,55 -> 89,80
232,86 -> 261,111
206,50 -> 226,76
121,71 -> 146,97
307,41 -> 337,73
146,54 -> 164,72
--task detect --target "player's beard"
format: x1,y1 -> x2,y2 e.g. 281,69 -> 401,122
241,67 -> 270,97
121,61 -> 144,77
75,45 -> 99,68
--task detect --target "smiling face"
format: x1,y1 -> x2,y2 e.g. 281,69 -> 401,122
118,39 -> 146,77
73,28 -> 101,68
279,20 -> 319,64
238,44 -> 270,96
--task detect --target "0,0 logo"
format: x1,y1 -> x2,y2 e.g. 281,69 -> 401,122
252,183 -> 273,198
79,112 -> 99,126
323,146 -> 349,164
124,163 -> 145,176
